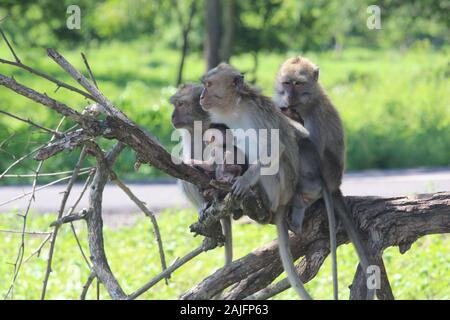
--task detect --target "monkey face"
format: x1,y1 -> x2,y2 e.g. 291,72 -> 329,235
169,85 -> 207,129
200,63 -> 242,113
275,57 -> 320,109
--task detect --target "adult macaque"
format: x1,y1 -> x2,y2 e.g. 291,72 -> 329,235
170,84 -> 234,268
199,63 -> 337,300
274,56 -> 377,299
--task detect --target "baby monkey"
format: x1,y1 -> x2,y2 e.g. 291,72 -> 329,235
188,123 -> 248,202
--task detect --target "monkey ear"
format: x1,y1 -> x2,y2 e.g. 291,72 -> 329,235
233,75 -> 244,90
313,67 -> 319,82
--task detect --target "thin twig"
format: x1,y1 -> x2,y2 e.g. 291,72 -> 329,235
68,172 -> 95,269
23,233 -> 52,264
80,272 -> 96,300
128,245 -> 205,300
0,110 -> 60,136
81,52 -> 98,89
2,168 -> 92,178
4,118 -> 65,299
0,144 -> 47,179
0,74 -> 84,122
0,58 -> 96,101
96,279 -> 100,300
48,49 -> 130,123
0,27 -> 20,63
0,28 -> 95,101
41,147 -> 87,299
0,229 -> 52,235
0,170 -> 91,207
111,174 -> 169,284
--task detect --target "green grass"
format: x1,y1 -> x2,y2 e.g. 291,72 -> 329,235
0,209 -> 448,299
1,41 -> 449,184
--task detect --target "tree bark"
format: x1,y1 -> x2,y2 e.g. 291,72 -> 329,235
204,0 -> 222,70
220,0 -> 234,63
181,192 -> 450,299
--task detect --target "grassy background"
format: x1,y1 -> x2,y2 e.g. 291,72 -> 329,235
1,42 -> 449,184
0,209 -> 448,300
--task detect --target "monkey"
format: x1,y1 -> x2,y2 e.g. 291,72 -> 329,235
274,56 -> 378,299
199,63 -> 338,300
169,84 -> 234,270
187,123 -> 248,191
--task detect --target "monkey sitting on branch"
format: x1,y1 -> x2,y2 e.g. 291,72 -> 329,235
186,123 -> 248,203
274,56 -> 382,299
169,84 -> 237,273
198,63 -> 339,300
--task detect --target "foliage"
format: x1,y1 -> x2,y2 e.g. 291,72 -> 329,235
1,43 -> 449,184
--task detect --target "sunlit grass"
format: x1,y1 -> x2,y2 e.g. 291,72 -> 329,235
0,210 -> 448,299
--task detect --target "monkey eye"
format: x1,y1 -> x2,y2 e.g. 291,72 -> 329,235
293,80 -> 303,86
282,81 -> 290,86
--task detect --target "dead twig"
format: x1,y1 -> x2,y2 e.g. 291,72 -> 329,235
0,110 -> 61,136
111,173 -> 169,284
4,118 -> 65,299
41,147 -> 87,299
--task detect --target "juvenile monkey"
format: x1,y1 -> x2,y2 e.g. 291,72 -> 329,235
199,63 -> 337,300
170,84 -> 234,268
274,56 -> 377,299
188,123 -> 248,188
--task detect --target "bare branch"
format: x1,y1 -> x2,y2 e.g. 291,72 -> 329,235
41,147 -> 88,299
0,110 -> 61,136
50,209 -> 88,227
0,229 -> 52,235
0,28 -> 20,63
0,144 -> 47,179
128,245 -> 205,300
0,170 -> 91,207
23,233 -> 52,264
2,168 -> 92,178
111,173 -> 169,283
81,52 -> 98,89
0,74 -> 83,122
80,272 -> 96,300
48,49 -> 129,123
84,143 -> 127,299
0,58 -> 96,101
182,192 -> 450,300
5,118 -> 65,299
34,129 -> 91,161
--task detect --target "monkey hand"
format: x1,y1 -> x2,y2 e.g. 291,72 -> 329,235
231,175 -> 252,199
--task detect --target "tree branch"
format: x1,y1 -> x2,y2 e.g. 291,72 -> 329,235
182,192 -> 450,300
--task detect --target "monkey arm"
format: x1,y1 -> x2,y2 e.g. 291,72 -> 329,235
231,162 -> 261,198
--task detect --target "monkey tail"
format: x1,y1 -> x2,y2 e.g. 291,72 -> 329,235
322,182 -> 339,300
275,212 -> 313,300
221,216 -> 233,266
333,191 -> 376,300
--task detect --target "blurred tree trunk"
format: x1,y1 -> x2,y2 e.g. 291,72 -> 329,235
204,0 -> 222,70
176,2 -> 197,86
220,0 -> 234,63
